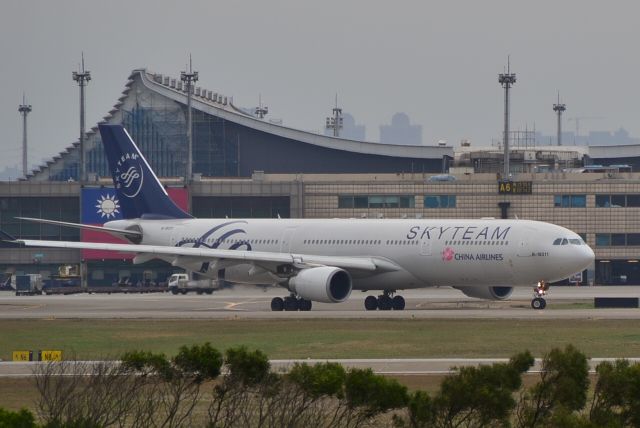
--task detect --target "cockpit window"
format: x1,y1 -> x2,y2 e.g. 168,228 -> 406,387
569,239 -> 582,245
553,238 -> 562,245
561,238 -> 569,245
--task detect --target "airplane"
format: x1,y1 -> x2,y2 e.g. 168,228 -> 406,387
3,124 -> 595,311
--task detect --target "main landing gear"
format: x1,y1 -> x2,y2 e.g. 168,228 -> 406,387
271,295 -> 312,311
531,281 -> 549,310
364,291 -> 405,311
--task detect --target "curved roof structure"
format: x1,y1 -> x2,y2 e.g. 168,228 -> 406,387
27,69 -> 452,181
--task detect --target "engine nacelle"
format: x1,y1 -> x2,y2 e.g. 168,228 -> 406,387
454,286 -> 513,300
288,266 -> 352,303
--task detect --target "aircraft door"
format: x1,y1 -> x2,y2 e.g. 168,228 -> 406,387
517,237 -> 533,257
420,238 -> 432,256
170,226 -> 184,246
517,227 -> 535,257
280,228 -> 296,253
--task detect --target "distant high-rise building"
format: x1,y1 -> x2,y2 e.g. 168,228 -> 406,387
323,112 -> 366,141
532,127 -> 640,146
380,113 -> 422,145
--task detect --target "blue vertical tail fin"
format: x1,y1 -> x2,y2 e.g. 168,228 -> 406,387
98,124 -> 192,219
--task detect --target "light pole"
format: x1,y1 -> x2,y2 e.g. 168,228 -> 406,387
255,94 -> 268,119
72,54 -> 91,183
553,93 -> 566,146
499,61 -> 516,178
325,94 -> 343,137
18,95 -> 32,178
181,56 -> 198,182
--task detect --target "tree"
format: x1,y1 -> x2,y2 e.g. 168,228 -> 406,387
516,345 -> 589,428
207,346 -> 275,428
393,390 -> 436,428
332,368 -> 408,427
590,359 -> 640,427
124,344 -> 222,428
432,351 -> 534,427
35,360 -> 144,428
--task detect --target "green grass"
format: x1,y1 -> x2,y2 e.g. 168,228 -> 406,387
2,318 -> 640,360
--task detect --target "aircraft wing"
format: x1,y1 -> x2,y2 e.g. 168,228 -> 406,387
10,238 -> 399,274
15,217 -> 143,239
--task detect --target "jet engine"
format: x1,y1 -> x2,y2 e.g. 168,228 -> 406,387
454,286 -> 513,300
288,266 -> 352,303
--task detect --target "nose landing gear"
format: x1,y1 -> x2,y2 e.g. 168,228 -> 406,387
531,281 -> 549,310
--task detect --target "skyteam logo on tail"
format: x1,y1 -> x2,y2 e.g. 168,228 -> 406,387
114,152 -> 144,198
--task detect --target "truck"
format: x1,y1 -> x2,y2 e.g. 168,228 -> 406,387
13,274 -> 43,296
167,273 -> 219,295
41,265 -> 81,294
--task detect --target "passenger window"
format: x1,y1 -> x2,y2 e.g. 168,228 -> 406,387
553,238 -> 562,245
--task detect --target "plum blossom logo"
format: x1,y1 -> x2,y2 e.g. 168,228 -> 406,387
442,247 -> 454,262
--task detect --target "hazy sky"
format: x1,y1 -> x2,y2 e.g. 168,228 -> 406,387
1,0 -> 639,172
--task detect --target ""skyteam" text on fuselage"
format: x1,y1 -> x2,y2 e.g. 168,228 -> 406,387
406,225 -> 511,241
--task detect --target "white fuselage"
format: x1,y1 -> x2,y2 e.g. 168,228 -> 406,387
107,217 -> 594,291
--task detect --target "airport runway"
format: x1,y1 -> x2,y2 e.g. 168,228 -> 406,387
0,286 -> 639,319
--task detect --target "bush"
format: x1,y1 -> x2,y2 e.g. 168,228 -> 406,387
224,346 -> 269,386
174,342 -> 223,382
288,362 -> 346,399
345,368 -> 408,416
0,408 -> 37,428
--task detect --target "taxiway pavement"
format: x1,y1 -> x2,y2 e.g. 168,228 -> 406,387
3,357 -> 640,377
0,286 -> 638,319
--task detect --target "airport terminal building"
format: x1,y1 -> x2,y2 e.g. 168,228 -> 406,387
2,69 -> 640,286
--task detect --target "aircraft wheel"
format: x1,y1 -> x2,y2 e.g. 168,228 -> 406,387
378,295 -> 392,311
284,296 -> 299,311
364,296 -> 378,311
299,299 -> 312,311
531,297 -> 546,310
271,297 -> 284,311
392,295 -> 406,310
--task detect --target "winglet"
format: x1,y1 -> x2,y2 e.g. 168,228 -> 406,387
0,230 -> 23,248
0,230 -> 17,241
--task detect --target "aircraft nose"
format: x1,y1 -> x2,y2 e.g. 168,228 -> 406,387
576,245 -> 595,270
585,245 -> 595,265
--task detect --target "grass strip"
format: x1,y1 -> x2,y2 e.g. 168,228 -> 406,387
1,318 -> 639,361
